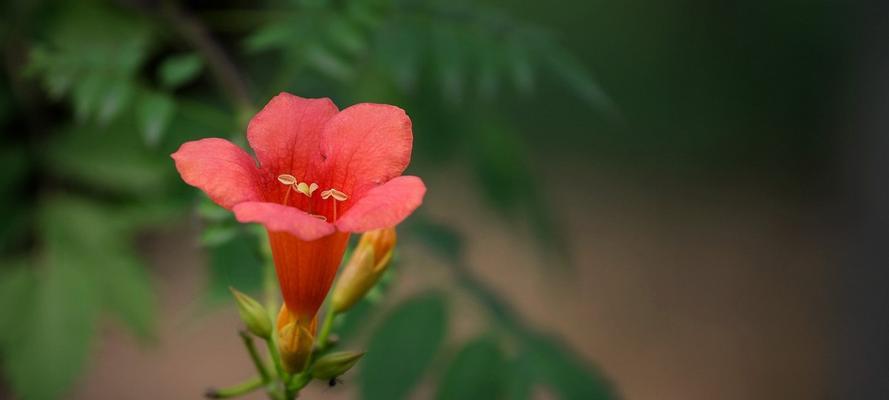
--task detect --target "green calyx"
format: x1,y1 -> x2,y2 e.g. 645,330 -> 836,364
229,287 -> 272,339
310,351 -> 365,380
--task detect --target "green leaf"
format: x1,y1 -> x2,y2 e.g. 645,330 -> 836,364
471,122 -> 572,266
374,22 -> 422,93
137,90 -> 176,147
245,21 -> 299,53
539,43 -> 613,113
432,26 -> 465,104
333,255 -> 397,344
97,80 -> 135,124
504,353 -> 535,400
26,3 -> 152,123
472,122 -> 529,213
158,53 -> 203,89
200,224 -> 238,247
204,229 -> 263,304
361,293 -> 448,400
0,206 -> 30,254
333,296 -> 373,344
112,198 -> 187,232
0,262 -> 35,348
0,144 -> 28,194
406,217 -> 463,265
43,123 -> 171,195
506,39 -> 536,95
99,255 -> 156,339
306,44 -> 355,82
38,197 -> 157,339
197,196 -> 233,222
523,334 -> 615,400
72,73 -> 103,121
4,249 -> 99,400
437,337 -> 507,400
0,146 -> 31,252
326,16 -> 366,56
474,34 -> 503,100
345,0 -> 385,30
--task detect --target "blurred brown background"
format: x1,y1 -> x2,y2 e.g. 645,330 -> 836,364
3,0 -> 889,399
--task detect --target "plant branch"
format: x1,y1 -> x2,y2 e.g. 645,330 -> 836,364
239,331 -> 271,383
262,253 -> 278,318
316,308 -> 337,352
161,1 -> 254,117
287,373 -> 312,393
205,376 -> 263,399
266,335 -> 288,386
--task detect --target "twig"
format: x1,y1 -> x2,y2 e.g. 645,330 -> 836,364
205,376 -> 263,399
161,0 -> 254,116
315,308 -> 337,352
266,333 -> 288,390
238,331 -> 271,383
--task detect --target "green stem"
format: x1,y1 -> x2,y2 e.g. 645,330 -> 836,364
239,331 -> 271,383
205,376 -> 263,399
287,373 -> 312,393
161,0 -> 253,115
266,335 -> 288,383
257,232 -> 290,399
262,254 -> 278,316
316,308 -> 337,352
284,381 -> 298,400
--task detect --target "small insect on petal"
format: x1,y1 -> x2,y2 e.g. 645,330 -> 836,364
278,174 -> 297,185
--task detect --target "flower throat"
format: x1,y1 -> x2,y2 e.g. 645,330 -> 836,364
277,174 -> 348,222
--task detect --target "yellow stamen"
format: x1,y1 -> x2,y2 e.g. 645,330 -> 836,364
277,174 -> 297,185
296,182 -> 320,197
320,189 -> 348,201
278,174 -> 298,206
321,189 -> 348,222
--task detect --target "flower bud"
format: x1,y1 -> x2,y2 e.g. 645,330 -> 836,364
311,351 -> 365,380
331,228 -> 397,313
229,287 -> 272,339
276,304 -> 316,373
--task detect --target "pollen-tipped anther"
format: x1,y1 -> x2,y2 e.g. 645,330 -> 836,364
296,182 -> 319,197
277,174 -> 297,185
321,189 -> 348,201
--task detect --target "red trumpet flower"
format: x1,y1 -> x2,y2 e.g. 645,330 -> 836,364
172,93 -> 425,368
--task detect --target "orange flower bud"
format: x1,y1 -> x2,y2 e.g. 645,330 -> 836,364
276,304 -> 316,373
331,228 -> 396,313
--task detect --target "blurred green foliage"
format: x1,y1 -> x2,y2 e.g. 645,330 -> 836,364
0,197 -> 166,399
0,0 -> 612,398
403,216 -> 615,400
361,293 -> 447,399
503,0 -> 846,176
437,337 -> 507,399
